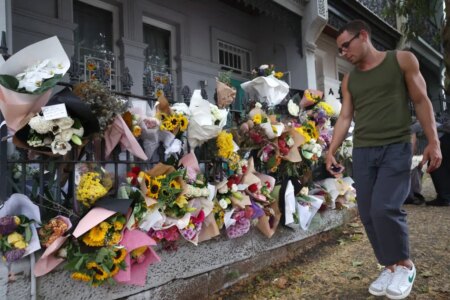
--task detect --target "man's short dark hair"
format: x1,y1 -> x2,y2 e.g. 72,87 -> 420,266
338,20 -> 371,37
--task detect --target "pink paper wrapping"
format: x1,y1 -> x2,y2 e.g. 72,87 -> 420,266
72,207 -> 116,238
104,115 -> 148,160
114,229 -> 160,286
0,87 -> 52,132
300,89 -> 323,109
179,152 -> 200,181
34,235 -> 69,276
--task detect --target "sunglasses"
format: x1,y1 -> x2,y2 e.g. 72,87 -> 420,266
338,32 -> 360,55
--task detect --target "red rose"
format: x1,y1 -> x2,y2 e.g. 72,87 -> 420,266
131,166 -> 141,174
248,183 -> 258,193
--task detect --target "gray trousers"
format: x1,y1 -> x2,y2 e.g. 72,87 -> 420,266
352,142 -> 412,266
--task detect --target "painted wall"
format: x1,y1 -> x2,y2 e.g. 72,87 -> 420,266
8,0 -> 307,99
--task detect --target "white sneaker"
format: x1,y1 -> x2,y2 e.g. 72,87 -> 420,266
386,264 -> 416,299
368,268 -> 394,296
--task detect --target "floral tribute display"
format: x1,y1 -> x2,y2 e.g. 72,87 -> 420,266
1,38 -> 356,291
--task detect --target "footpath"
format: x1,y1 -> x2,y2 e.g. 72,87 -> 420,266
214,174 -> 450,300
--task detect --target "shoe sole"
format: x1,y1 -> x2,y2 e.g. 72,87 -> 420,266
368,288 -> 386,296
386,282 -> 413,299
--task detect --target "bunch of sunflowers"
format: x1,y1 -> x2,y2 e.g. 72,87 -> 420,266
81,214 -> 126,247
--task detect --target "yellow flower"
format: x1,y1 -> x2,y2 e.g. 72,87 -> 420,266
169,115 -> 179,129
114,221 -> 124,231
158,112 -> 168,121
87,262 -> 109,281
113,248 -> 127,264
216,131 -> 234,159
109,232 -> 122,245
76,172 -> 108,207
81,235 -> 104,247
161,119 -> 174,131
132,125 -> 142,137
131,246 -> 148,259
7,232 -> 23,245
14,240 -> 28,249
110,264 -> 120,276
71,272 -> 92,282
305,120 -> 319,140
147,178 -> 162,199
178,115 -> 188,132
175,195 -> 188,208
99,222 -> 111,230
169,180 -> 181,190
274,71 -> 284,79
316,102 -> 334,116
13,216 -> 21,225
155,89 -> 164,98
295,127 -> 311,143
252,114 -> 262,125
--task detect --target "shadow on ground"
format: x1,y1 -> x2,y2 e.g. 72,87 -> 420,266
214,174 -> 450,300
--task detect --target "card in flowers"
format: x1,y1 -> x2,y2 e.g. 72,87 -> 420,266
0,36 -> 70,132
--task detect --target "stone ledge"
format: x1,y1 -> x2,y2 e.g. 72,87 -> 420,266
2,206 -> 357,300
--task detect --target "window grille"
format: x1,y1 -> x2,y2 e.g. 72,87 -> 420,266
217,40 -> 251,76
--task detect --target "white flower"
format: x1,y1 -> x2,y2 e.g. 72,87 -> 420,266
219,199 -> 229,209
28,114 -> 53,134
51,138 -> 72,155
210,104 -> 223,123
218,184 -> 229,194
54,117 -> 74,130
255,102 -> 262,109
300,187 -> 309,196
57,130 -> 74,142
72,126 -> 84,137
259,64 -> 269,70
16,59 -> 65,93
231,184 -> 238,193
287,99 -> 300,117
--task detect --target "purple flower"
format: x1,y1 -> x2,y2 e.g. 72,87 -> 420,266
0,216 -> 18,235
4,249 -> 26,262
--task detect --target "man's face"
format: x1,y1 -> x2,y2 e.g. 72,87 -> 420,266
336,30 -> 362,64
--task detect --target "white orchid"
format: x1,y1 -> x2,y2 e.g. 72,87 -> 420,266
16,59 -> 65,92
51,138 -> 72,155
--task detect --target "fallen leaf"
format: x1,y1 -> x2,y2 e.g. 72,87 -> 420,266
352,261 -> 363,267
272,276 -> 288,289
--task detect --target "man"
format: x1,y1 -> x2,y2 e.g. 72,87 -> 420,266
326,20 -> 442,299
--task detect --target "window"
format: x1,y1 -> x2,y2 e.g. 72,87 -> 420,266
73,0 -> 119,89
142,17 -> 176,101
217,40 -> 251,75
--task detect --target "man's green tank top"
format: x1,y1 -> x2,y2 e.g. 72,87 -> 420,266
348,51 -> 411,147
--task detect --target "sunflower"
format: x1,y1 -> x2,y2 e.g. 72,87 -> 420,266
114,221 -> 124,231
86,262 -> 109,281
113,248 -> 127,264
71,272 -> 92,282
161,119 -> 174,131
132,125 -> 142,137
305,120 -> 319,140
81,234 -> 104,247
178,115 -> 188,132
99,222 -> 111,230
169,115 -> 179,129
169,180 -> 181,190
110,264 -> 120,276
86,225 -> 107,243
147,178 -> 162,199
108,232 -> 122,245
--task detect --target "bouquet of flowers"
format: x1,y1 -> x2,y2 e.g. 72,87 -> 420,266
240,64 -> 289,107
0,36 -> 70,132
122,111 -> 142,138
66,245 -> 127,286
0,194 -> 41,263
75,164 -> 113,208
216,71 -> 236,109
300,89 -> 323,109
0,215 -> 35,262
38,216 -> 71,248
80,213 -> 126,247
187,89 -> 228,149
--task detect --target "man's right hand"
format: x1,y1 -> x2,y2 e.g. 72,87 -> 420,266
326,152 -> 344,177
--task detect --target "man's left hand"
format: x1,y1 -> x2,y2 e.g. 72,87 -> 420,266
421,142 -> 442,173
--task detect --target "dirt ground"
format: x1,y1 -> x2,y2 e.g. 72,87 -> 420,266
214,174 -> 450,300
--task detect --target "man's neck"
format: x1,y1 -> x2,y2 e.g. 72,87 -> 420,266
356,48 -> 386,71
